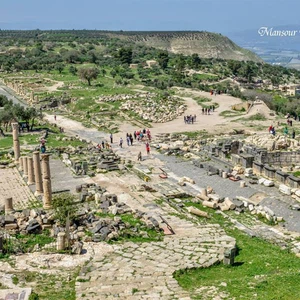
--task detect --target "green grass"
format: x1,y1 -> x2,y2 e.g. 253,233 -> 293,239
21,272 -> 76,300
193,96 -> 212,105
247,113 -> 267,121
219,110 -> 245,118
293,171 -> 300,177
174,202 -> 300,300
178,130 -> 211,139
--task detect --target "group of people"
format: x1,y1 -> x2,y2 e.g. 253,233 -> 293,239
184,115 -> 196,124
108,129 -> 152,160
269,124 -> 296,139
210,90 -> 222,96
202,106 -> 214,115
134,128 -> 151,141
96,141 -> 111,150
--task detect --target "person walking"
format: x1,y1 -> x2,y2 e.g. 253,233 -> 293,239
146,142 -> 150,155
110,133 -> 113,144
119,137 -> 123,148
137,151 -> 142,161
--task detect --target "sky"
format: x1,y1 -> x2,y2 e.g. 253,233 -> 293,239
0,0 -> 300,34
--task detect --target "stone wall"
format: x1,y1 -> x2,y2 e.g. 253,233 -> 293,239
257,150 -> 300,167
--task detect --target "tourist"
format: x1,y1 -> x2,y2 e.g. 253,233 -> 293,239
126,135 -> 130,146
129,133 -> 133,145
268,125 -> 273,133
271,127 -> 276,136
119,137 -> 123,148
146,142 -> 150,155
292,130 -> 296,139
137,151 -> 142,161
101,141 -> 105,149
134,131 -> 137,140
41,145 -> 46,153
110,133 -> 113,143
54,115 -> 56,121
284,126 -> 289,135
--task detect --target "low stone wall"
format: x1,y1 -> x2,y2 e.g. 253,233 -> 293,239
257,150 -> 300,167
252,161 -> 300,188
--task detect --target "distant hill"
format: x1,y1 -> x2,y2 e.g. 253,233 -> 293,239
104,31 -> 262,62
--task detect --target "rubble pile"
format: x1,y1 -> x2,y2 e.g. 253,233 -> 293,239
0,188 -> 162,255
120,95 -> 187,123
61,146 -> 120,176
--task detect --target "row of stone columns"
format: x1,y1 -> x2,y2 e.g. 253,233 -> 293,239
19,153 -> 52,209
11,123 -> 52,209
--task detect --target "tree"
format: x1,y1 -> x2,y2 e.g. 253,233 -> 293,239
157,51 -> 169,69
116,47 -> 133,65
69,65 -> 78,76
189,53 -> 201,69
55,63 -> 64,74
78,67 -> 99,85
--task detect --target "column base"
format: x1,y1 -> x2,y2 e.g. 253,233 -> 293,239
43,204 -> 52,210
34,191 -> 43,197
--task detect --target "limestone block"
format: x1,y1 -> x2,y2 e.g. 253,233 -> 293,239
202,200 -> 217,209
263,180 -> 274,187
187,206 -> 209,218
209,194 -> 220,202
258,178 -> 266,185
196,193 -> 210,201
224,197 -> 236,210
264,206 -> 275,217
279,184 -> 292,195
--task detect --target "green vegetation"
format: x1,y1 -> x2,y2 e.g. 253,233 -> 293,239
247,113 -> 267,121
172,202 -> 300,300
52,193 -> 78,226
18,271 -> 76,300
179,130 -> 211,139
1,30 -> 300,121
219,110 -> 244,118
193,96 -> 212,105
1,231 -> 54,257
293,171 -> 300,177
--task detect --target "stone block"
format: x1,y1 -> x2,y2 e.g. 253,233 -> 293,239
279,184 -> 292,195
263,180 -> 274,187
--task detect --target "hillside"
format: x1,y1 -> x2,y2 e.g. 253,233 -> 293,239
106,31 -> 262,62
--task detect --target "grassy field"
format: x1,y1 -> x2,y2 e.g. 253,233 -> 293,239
174,202 -> 300,300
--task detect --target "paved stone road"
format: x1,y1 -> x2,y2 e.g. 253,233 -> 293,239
156,154 -> 300,233
76,213 -> 235,300
0,168 -> 36,208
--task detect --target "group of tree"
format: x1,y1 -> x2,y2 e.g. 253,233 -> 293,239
0,95 -> 40,134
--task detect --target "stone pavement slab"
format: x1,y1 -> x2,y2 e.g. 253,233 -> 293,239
0,168 -> 36,208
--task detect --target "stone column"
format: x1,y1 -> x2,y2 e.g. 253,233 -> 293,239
42,154 -> 52,209
57,232 -> 66,251
12,123 -> 20,163
5,197 -> 14,215
23,156 -> 28,178
33,151 -> 43,196
19,157 -> 23,172
27,157 -> 35,185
